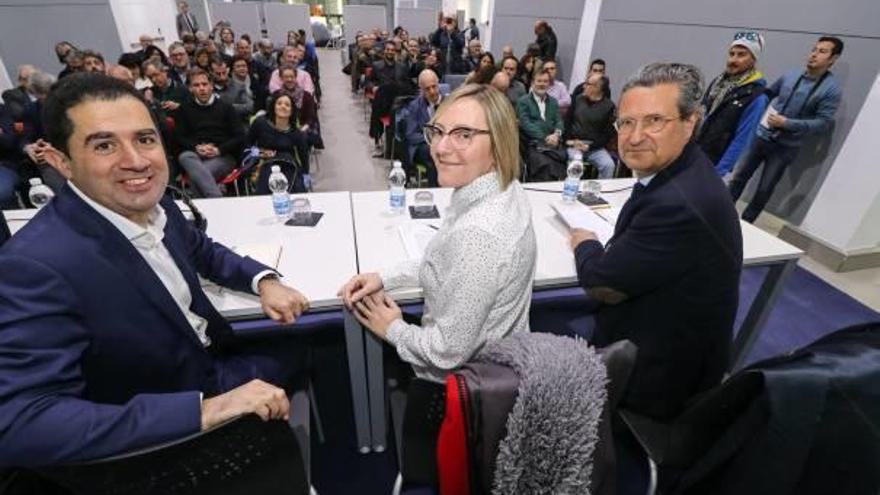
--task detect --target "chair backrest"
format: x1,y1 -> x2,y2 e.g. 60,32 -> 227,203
0,211 -> 10,248
38,415 -> 308,495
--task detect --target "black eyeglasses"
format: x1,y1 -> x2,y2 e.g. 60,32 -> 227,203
423,125 -> 490,149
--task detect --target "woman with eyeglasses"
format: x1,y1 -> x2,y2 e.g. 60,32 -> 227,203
340,84 -> 535,483
340,81 -> 536,386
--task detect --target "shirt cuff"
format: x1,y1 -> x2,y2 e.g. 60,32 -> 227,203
385,318 -> 409,345
252,270 -> 281,295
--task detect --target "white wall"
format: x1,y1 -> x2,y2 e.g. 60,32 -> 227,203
110,0 -> 179,50
799,72 -> 880,252
568,0 -> 603,92
0,54 -> 12,94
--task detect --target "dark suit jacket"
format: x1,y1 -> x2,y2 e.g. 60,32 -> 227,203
176,12 -> 198,37
575,142 -> 743,419
0,186 -> 269,466
0,87 -> 29,121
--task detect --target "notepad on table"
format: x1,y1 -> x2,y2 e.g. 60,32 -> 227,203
551,202 -> 614,245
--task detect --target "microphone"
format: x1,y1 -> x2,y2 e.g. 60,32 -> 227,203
166,185 -> 207,232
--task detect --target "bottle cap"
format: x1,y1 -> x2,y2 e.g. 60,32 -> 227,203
392,160 -> 402,168
271,165 -> 281,173
29,178 -> 43,186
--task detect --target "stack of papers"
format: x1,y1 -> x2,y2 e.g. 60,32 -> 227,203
551,202 -> 614,245
398,224 -> 438,260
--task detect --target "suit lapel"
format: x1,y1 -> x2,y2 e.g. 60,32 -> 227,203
56,188 -> 207,349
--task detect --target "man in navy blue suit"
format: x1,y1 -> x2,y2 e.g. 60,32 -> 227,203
0,73 -> 310,466
569,63 -> 743,419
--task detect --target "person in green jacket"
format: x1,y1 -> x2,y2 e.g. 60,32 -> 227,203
516,69 -> 564,180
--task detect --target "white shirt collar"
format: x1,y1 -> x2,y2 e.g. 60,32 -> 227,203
637,173 -> 657,187
68,182 -> 166,249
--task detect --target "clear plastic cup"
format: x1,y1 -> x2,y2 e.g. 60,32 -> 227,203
291,197 -> 311,224
413,190 -> 435,215
584,180 -> 602,196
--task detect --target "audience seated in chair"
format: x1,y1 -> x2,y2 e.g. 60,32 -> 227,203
175,68 -> 245,197
564,73 -> 617,179
211,57 -> 253,122
516,69 -> 566,181
401,70 -> 443,187
248,91 -> 311,193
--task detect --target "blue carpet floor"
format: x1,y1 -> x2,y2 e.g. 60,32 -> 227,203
304,265 -> 879,495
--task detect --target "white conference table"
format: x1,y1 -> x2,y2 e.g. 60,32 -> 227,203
3,181 -> 803,454
3,192 -> 376,454
350,179 -> 803,452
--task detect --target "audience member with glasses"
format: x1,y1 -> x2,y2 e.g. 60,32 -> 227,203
569,63 -> 743,420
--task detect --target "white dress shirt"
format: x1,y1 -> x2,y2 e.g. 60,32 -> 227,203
380,171 -> 537,382
69,184 -> 272,347
532,92 -> 548,120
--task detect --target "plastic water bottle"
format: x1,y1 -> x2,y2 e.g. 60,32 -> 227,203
388,161 -> 407,214
28,178 -> 55,209
267,165 -> 291,221
562,149 -> 584,203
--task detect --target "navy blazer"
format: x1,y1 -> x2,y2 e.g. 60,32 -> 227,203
0,185 -> 268,466
403,95 -> 432,147
575,142 -> 743,419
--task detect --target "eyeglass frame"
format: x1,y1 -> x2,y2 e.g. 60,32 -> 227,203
423,124 -> 491,149
613,114 -> 685,135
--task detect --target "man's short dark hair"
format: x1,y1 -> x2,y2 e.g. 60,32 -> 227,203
81,50 -> 105,64
231,55 -> 249,68
43,72 -> 150,156
591,58 -> 606,68
117,52 -> 142,71
818,36 -> 844,56
187,67 -> 211,84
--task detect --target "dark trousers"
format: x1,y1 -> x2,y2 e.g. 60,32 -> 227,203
728,137 -> 799,223
408,143 -> 439,188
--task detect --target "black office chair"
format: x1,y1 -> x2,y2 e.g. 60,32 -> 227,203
24,414 -> 310,495
0,211 -> 10,247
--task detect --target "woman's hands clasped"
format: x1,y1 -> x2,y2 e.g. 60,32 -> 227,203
338,273 -> 402,339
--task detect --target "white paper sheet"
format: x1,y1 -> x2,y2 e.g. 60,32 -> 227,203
552,202 -> 614,245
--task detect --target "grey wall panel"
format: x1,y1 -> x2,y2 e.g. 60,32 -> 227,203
264,3 -> 310,48
491,15 -> 581,86
208,2 -> 262,39
344,5 -> 388,43
419,0 -> 443,12
590,1 -> 880,224
348,0 -> 393,36
396,7 -> 438,40
0,2 -> 122,79
599,0 -> 880,38
493,0 -> 583,17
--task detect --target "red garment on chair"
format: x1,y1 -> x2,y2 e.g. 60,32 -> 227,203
437,374 -> 471,495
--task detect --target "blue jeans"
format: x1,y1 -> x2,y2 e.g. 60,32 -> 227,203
728,137 -> 799,223
0,165 -> 20,209
586,148 -> 616,179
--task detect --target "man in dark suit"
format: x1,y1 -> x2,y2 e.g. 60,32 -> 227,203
1,64 -> 35,121
176,0 -> 198,38
569,63 -> 743,420
0,73 -> 310,466
402,69 -> 442,186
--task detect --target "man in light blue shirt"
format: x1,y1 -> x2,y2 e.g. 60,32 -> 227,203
729,36 -> 844,222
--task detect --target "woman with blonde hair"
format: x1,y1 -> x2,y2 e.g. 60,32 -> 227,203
340,83 -> 536,383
